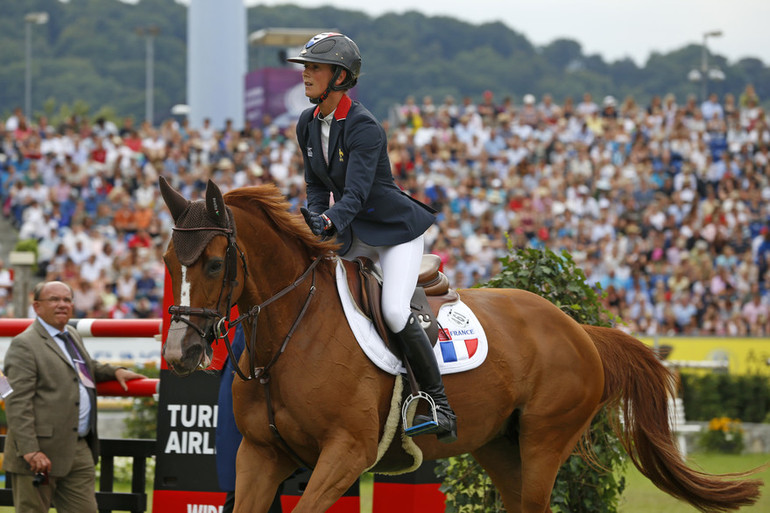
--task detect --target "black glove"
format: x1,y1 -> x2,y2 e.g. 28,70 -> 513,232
300,207 -> 334,236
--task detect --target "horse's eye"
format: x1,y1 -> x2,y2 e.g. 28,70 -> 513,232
206,260 -> 224,276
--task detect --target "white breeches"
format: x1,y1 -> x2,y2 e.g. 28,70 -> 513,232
344,234 -> 424,333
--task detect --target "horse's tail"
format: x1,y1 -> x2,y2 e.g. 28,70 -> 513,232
583,324 -> 764,512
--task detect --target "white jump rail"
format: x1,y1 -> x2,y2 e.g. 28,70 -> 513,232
663,359 -> 729,459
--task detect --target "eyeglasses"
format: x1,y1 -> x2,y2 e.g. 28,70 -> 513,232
38,296 -> 73,305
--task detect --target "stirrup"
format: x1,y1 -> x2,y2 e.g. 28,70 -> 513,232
402,391 -> 440,437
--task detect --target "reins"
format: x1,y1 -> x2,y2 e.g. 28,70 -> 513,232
227,256 -> 322,381
220,253 -> 323,472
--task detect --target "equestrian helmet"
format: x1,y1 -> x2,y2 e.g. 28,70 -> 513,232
287,32 -> 361,90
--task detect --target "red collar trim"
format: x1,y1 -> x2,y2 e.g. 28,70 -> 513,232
334,95 -> 352,120
313,95 -> 352,120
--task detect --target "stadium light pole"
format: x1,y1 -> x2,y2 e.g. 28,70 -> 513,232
136,26 -> 160,126
24,11 -> 49,120
700,30 -> 723,102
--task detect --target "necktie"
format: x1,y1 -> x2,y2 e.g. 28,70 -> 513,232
59,330 -> 97,436
59,331 -> 95,388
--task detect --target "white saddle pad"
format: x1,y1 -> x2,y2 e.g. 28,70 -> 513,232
335,258 -> 488,375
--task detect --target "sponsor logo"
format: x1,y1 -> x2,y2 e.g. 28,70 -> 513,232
163,404 -> 218,455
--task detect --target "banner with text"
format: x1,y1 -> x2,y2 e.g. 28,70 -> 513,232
640,336 -> 770,376
153,370 -> 225,511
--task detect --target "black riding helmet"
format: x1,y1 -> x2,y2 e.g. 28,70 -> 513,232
287,32 -> 361,104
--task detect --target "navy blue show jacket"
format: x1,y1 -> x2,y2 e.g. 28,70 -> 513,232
296,95 -> 436,255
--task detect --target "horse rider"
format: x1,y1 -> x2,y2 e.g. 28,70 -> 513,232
290,32 -> 457,443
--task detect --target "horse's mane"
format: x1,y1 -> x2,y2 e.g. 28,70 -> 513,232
224,184 -> 339,255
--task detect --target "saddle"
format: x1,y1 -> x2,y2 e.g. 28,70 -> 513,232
341,254 -> 466,442
342,254 -> 459,351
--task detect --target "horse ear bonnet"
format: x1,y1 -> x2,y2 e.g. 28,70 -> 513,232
159,177 -> 237,266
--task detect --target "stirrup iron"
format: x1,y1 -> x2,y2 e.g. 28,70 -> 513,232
402,391 -> 439,437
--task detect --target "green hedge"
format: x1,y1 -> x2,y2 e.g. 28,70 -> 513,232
122,363 -> 159,439
680,373 -> 770,423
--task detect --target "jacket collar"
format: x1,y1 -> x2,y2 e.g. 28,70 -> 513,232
313,94 -> 352,121
33,318 -> 75,365
37,316 -> 65,339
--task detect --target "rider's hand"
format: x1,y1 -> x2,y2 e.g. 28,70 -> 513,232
301,207 -> 334,236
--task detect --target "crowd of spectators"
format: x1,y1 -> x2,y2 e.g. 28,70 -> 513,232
1,83 -> 769,337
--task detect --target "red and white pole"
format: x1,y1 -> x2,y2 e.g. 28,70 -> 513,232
0,318 -> 162,338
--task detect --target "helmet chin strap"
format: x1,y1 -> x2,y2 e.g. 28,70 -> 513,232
309,88 -> 330,105
309,67 -> 343,105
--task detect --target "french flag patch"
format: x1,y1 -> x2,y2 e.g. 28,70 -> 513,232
438,328 -> 479,363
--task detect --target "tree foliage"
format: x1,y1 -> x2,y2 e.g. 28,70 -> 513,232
436,244 -> 627,512
1,0 -> 768,125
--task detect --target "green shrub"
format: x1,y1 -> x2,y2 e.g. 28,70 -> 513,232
436,245 -> 626,512
680,374 -> 770,423
698,417 -> 745,454
13,239 -> 39,274
122,363 -> 159,439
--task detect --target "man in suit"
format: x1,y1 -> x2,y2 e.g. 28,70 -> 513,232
2,280 -> 144,512
289,33 -> 456,442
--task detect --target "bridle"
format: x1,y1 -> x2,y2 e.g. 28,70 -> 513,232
161,181 -> 323,470
167,220 -> 324,470
167,222 -> 323,382
167,225 -> 246,342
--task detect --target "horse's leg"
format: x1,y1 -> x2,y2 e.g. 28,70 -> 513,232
517,410 -> 596,513
471,434 -> 523,513
233,438 -> 296,513
289,438 -> 371,513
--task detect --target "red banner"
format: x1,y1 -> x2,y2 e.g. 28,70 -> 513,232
152,490 -> 226,513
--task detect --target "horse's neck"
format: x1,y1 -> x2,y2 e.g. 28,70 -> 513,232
232,210 -> 337,351
240,253 -> 335,337
235,215 -> 313,307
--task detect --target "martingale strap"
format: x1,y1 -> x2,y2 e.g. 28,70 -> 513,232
262,371 -> 315,470
239,257 -> 322,471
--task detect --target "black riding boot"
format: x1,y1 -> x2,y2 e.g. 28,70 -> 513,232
394,313 -> 457,443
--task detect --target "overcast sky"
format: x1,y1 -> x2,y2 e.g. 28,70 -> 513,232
247,0 -> 769,66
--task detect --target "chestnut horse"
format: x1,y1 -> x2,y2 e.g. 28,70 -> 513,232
159,177 -> 762,513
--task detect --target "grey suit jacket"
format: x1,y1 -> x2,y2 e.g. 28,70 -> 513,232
2,319 -> 121,476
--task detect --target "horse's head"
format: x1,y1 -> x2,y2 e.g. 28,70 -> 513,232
159,176 -> 245,375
